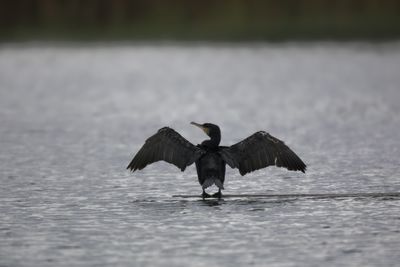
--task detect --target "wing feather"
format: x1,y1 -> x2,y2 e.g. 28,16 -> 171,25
127,127 -> 204,172
220,131 -> 306,176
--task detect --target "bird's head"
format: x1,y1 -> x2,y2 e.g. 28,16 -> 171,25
190,122 -> 220,138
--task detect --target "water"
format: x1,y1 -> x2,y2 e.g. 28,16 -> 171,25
1,42 -> 400,267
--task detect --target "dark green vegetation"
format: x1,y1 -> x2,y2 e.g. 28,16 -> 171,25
1,0 -> 400,41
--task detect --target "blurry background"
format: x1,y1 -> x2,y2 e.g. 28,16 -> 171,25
1,0 -> 400,41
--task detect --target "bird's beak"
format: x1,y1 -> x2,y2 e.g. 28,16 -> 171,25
190,122 -> 209,135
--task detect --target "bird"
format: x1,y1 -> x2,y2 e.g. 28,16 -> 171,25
127,122 -> 306,198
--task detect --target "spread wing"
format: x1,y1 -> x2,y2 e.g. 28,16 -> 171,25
220,131 -> 306,176
127,127 -> 204,172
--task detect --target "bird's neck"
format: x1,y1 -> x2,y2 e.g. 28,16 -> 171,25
202,133 -> 221,148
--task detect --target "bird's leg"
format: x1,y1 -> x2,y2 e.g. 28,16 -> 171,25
212,189 -> 222,199
202,189 -> 210,199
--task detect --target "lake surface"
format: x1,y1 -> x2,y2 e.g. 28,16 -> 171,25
1,42 -> 400,267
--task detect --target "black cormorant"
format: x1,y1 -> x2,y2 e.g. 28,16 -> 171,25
127,122 -> 306,198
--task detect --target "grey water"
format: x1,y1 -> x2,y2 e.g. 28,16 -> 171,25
1,42 -> 400,267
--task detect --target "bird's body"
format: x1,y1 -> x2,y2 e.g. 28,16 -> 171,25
127,122 -> 306,198
195,148 -> 226,193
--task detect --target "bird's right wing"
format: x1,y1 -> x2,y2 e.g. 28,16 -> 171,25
127,127 -> 205,172
220,131 -> 306,176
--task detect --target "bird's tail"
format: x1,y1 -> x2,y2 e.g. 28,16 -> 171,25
202,177 -> 224,190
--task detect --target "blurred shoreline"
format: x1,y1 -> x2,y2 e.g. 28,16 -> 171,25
1,40 -> 400,49
1,0 -> 399,42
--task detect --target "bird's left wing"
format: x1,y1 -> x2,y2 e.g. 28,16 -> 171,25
220,131 -> 306,176
127,127 -> 205,172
